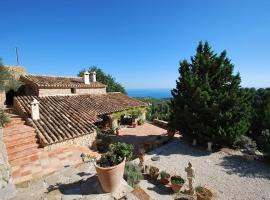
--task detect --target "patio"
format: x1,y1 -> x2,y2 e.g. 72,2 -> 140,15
108,122 -> 168,155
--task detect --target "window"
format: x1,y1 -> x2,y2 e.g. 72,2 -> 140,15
71,88 -> 76,94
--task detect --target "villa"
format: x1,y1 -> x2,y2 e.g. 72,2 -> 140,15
0,66 -> 149,184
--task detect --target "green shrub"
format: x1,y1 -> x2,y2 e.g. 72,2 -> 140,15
137,118 -> 144,126
97,142 -> 134,167
160,171 -> 170,179
257,130 -> 270,154
171,175 -> 185,185
109,142 -> 134,161
234,135 -> 256,149
124,162 -> 143,187
149,166 -> 159,174
96,132 -> 112,153
0,110 -> 9,127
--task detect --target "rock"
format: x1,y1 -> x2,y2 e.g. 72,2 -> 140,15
111,179 -> 133,199
151,156 -> 160,161
0,183 -> 17,200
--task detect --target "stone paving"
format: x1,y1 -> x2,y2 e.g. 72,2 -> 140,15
7,161 -> 139,200
11,146 -> 100,184
110,122 -> 168,155
134,139 -> 270,200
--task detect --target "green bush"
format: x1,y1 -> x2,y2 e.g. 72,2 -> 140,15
149,166 -> 159,174
137,118 -> 144,126
171,175 -> 185,185
97,142 -> 134,167
0,110 -> 9,127
234,135 -> 256,149
160,171 -> 170,179
257,130 -> 270,154
96,131 -> 112,153
124,162 -> 143,187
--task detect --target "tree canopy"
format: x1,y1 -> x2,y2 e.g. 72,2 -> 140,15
170,41 -> 252,147
0,58 -> 22,92
249,88 -> 270,153
78,66 -> 126,94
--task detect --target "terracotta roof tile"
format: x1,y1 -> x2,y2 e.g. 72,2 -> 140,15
21,74 -> 106,88
14,93 -> 147,146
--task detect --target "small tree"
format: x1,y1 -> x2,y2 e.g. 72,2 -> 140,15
78,66 -> 126,94
170,41 -> 252,147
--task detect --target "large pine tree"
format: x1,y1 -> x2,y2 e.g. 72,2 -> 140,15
170,42 -> 252,146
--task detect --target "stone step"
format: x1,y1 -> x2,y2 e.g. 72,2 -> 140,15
7,142 -> 39,154
4,131 -> 36,142
8,147 -> 40,162
6,137 -> 38,149
9,152 -> 40,166
4,126 -> 35,135
5,120 -> 26,127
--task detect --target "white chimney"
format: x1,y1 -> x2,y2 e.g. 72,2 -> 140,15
83,71 -> 90,84
89,71 -> 96,82
31,99 -> 40,120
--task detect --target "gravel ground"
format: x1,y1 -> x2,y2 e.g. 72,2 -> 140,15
137,139 -> 270,200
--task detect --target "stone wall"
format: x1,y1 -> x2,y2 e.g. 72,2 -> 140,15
5,65 -> 26,79
0,128 -> 16,199
38,88 -> 106,96
44,130 -> 97,151
0,91 -> 6,108
0,128 -> 10,188
76,88 -> 106,95
38,88 -> 72,96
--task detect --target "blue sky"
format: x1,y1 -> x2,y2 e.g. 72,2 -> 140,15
0,0 -> 269,89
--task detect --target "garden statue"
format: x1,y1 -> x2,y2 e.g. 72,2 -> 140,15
185,162 -> 195,195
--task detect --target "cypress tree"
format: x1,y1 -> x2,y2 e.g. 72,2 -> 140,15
170,41 -> 252,147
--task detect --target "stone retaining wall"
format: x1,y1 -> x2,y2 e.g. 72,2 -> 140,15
44,130 -> 97,151
0,128 -> 10,187
153,119 -> 168,128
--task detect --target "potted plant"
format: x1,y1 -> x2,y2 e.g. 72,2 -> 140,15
160,171 -> 170,185
137,118 -> 144,126
124,162 -> 143,187
170,175 -> 185,193
95,142 -> 134,192
149,166 -> 159,180
195,186 -> 213,200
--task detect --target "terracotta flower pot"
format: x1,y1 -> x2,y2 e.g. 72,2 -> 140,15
94,158 -> 126,193
170,182 -> 183,193
160,178 -> 170,185
132,122 -> 137,128
196,187 -> 213,200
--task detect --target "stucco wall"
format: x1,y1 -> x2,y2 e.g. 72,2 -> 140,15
76,88 -> 106,95
44,130 -> 97,151
38,88 -> 71,96
38,88 -> 106,96
0,91 -> 6,108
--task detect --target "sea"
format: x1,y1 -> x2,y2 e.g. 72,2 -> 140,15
127,88 -> 172,99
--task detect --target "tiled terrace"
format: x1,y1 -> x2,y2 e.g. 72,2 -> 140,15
110,122 -> 168,155
11,146 -> 100,184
